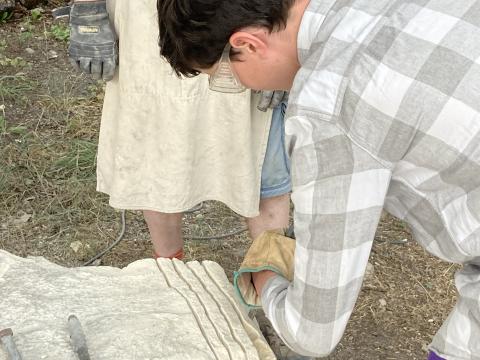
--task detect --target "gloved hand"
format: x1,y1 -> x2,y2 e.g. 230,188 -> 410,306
233,230 -> 295,308
69,0 -> 117,81
257,91 -> 289,112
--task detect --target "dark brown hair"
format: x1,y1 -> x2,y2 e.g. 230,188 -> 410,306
157,0 -> 294,76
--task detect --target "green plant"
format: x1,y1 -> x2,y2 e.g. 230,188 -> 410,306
20,30 -> 33,42
8,125 -> 28,135
30,8 -> 42,21
50,23 -> 70,42
54,140 -> 97,179
0,11 -> 13,24
0,104 -> 30,136
0,75 -> 34,99
0,55 -> 28,67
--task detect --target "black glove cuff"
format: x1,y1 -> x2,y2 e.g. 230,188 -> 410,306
70,1 -> 108,24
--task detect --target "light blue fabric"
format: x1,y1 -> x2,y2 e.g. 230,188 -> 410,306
260,102 -> 291,198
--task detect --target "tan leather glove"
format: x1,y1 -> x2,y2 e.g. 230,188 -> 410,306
234,230 -> 295,308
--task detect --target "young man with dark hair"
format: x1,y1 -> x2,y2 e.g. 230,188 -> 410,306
157,0 -> 480,359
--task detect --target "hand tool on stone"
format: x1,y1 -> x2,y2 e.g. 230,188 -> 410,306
67,315 -> 91,360
0,328 -> 23,360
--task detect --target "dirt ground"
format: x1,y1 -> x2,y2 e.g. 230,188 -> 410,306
0,5 -> 459,360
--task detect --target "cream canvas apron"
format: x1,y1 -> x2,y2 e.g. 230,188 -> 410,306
97,0 -> 272,217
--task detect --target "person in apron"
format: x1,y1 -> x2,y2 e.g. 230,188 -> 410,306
67,0 -> 292,259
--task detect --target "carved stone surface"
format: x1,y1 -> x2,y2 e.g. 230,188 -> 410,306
0,251 -> 275,360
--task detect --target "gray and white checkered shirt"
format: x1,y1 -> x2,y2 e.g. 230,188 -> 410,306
260,0 -> 480,358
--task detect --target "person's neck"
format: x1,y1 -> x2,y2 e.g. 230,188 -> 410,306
284,0 -> 311,68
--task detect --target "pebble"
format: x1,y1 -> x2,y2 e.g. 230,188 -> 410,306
12,213 -> 32,225
47,50 -> 58,59
25,47 -> 35,54
70,241 -> 83,253
379,298 -> 387,307
364,262 -> 375,281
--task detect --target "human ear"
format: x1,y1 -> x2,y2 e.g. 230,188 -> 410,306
229,31 -> 267,56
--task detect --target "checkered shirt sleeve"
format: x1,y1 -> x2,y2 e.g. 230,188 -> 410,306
261,0 -> 480,357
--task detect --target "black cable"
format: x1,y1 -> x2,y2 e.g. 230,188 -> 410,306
82,205 -> 248,265
83,209 -> 126,266
184,226 -> 247,240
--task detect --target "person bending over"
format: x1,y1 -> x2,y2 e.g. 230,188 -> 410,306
157,0 -> 480,359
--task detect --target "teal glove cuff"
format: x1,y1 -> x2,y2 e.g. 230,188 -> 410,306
233,266 -> 283,309
233,230 -> 296,308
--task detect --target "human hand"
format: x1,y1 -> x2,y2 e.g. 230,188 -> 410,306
252,270 -> 277,296
233,230 -> 295,307
68,0 -> 117,81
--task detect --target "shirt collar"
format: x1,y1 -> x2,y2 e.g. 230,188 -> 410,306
297,0 -> 338,64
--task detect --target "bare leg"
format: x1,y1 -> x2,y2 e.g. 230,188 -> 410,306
246,194 -> 290,239
143,210 -> 183,258
144,193 -> 289,257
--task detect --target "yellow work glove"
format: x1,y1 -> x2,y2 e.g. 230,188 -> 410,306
233,230 -> 296,308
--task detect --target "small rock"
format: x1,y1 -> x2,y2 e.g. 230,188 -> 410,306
428,319 -> 434,323
364,262 -> 375,281
390,238 -> 408,245
91,259 -> 102,266
70,241 -> 83,253
47,50 -> 58,59
379,298 -> 387,307
25,47 -> 35,54
13,213 -> 32,225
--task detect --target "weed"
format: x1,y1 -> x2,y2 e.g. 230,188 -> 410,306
30,8 -> 42,22
0,75 -> 34,101
8,125 -> 28,135
53,139 -> 97,179
0,11 -> 13,24
0,56 -> 28,67
20,30 -> 33,42
20,18 -> 35,41
50,23 -> 70,42
86,81 -> 105,100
